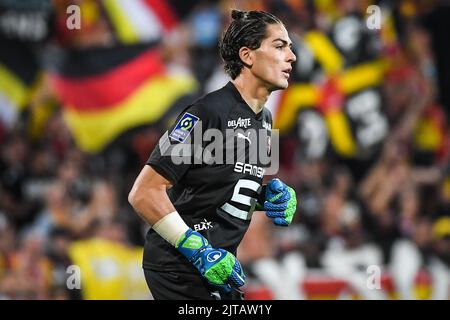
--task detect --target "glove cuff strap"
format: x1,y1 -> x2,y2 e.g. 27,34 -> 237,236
176,229 -> 210,262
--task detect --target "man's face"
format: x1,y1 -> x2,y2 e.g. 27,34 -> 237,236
250,23 -> 296,91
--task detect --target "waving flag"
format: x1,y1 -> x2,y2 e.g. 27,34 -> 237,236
50,44 -> 197,153
50,0 -> 198,153
0,1 -> 51,128
274,12 -> 392,160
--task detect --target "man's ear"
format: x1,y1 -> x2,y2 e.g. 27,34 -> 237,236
239,47 -> 253,68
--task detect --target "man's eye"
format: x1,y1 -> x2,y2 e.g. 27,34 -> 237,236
276,46 -> 283,49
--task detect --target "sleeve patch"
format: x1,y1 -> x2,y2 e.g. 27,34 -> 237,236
169,112 -> 200,143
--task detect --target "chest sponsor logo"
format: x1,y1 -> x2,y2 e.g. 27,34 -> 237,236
234,161 -> 265,178
228,117 -> 251,129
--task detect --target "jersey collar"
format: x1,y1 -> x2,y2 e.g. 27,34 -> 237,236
225,81 -> 264,120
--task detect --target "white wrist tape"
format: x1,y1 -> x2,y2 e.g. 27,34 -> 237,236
151,211 -> 190,246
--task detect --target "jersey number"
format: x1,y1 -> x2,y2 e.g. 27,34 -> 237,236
221,179 -> 261,220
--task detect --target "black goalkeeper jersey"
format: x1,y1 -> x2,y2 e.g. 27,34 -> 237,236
143,81 -> 273,272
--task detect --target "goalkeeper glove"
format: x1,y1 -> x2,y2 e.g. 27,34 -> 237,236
176,228 -> 245,292
260,178 -> 297,226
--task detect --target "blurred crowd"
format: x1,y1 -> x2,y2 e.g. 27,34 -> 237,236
0,0 -> 449,299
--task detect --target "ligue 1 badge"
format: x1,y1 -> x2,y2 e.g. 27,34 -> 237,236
169,112 -> 200,143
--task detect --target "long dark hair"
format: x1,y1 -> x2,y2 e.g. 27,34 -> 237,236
219,10 -> 283,79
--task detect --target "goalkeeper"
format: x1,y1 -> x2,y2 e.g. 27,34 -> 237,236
129,9 -> 298,300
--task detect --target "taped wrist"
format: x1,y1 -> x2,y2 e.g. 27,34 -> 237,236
151,211 -> 190,246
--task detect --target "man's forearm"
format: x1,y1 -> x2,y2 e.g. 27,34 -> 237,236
129,185 -> 175,226
129,186 -> 191,247
128,165 -> 177,226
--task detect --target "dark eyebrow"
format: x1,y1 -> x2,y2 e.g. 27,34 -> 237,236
272,38 -> 293,48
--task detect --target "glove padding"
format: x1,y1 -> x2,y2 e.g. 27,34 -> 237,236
176,229 -> 245,292
263,178 -> 297,226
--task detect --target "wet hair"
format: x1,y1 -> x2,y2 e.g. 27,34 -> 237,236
219,10 -> 283,79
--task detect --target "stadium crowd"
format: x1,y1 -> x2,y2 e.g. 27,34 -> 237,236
0,0 -> 449,299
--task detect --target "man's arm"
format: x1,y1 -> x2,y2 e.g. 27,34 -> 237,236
128,165 -> 175,226
128,165 -> 246,292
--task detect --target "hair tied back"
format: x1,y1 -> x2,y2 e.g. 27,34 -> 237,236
231,9 -> 246,20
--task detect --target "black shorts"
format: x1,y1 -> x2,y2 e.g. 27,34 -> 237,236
144,268 -> 244,300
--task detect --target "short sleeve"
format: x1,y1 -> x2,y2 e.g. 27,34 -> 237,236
146,103 -> 219,184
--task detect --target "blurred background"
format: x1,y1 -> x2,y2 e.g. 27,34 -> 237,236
0,0 -> 449,300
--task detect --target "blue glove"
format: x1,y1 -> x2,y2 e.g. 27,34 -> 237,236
263,178 -> 297,226
176,229 -> 245,292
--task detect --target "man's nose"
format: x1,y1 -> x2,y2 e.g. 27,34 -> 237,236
287,47 -> 296,63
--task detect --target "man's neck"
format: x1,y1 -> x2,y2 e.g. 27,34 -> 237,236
231,75 -> 270,114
